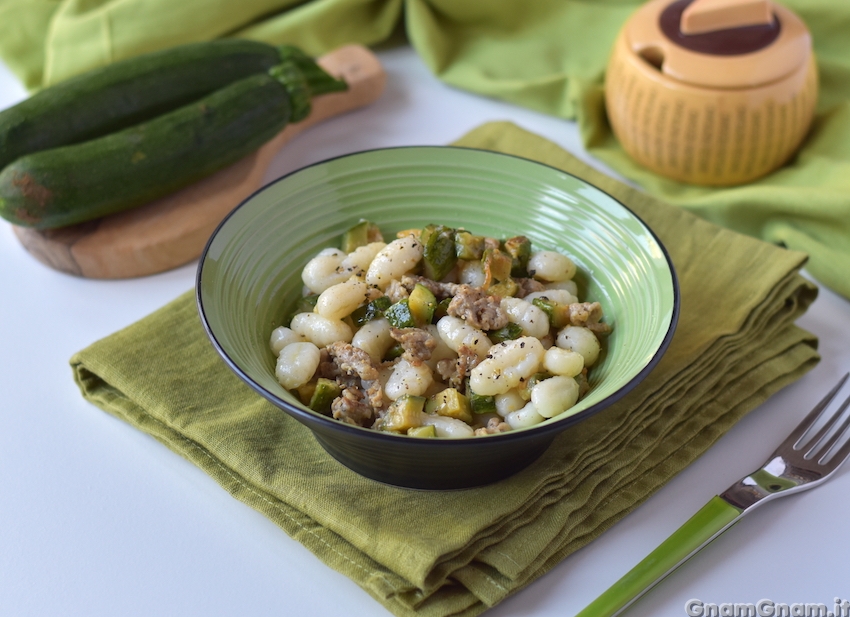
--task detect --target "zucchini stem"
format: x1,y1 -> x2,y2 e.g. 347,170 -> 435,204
269,46 -> 348,122
277,45 -> 348,96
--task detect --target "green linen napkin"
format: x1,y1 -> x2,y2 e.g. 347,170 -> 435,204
70,121 -> 820,617
3,0 -> 848,300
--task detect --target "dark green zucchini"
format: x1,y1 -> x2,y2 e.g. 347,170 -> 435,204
0,39 -> 286,171
0,74 -> 292,228
0,48 -> 346,229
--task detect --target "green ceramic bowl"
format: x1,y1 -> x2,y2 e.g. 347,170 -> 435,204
197,147 -> 679,490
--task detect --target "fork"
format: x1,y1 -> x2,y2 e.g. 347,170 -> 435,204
576,372 -> 850,617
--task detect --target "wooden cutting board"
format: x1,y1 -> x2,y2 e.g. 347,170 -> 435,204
12,45 -> 386,279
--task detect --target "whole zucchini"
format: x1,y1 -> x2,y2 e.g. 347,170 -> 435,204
0,47 -> 346,229
1,73 -> 296,229
0,39 -> 286,171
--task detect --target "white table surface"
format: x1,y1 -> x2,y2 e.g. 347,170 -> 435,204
2,45 -> 850,617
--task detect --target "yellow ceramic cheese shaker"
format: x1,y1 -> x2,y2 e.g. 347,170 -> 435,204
605,0 -> 817,186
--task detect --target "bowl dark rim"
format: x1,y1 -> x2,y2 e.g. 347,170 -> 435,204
196,145 -> 681,445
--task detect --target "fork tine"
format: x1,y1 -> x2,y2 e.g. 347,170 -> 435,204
811,392 -> 850,466
800,375 -> 850,455
815,417 -> 850,467
784,373 -> 850,451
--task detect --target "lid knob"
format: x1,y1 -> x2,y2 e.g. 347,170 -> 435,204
680,0 -> 773,35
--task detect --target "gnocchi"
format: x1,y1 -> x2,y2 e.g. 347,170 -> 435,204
531,375 -> 580,418
341,242 -> 387,274
527,250 -> 576,282
351,317 -> 394,362
365,234 -> 424,290
436,315 -> 492,359
275,342 -> 321,390
542,347 -> 584,377
269,326 -> 306,355
469,337 -> 545,396
270,221 -> 610,438
500,297 -> 550,339
290,312 -> 354,347
301,248 -> 350,294
556,325 -> 602,367
524,288 -> 578,306
315,277 -> 372,321
385,358 -> 434,400
505,402 -> 546,429
495,389 -> 526,417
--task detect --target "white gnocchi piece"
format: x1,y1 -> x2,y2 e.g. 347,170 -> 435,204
290,312 -> 353,347
505,402 -> 546,429
340,242 -> 387,274
275,342 -> 321,390
523,288 -> 579,306
377,363 -> 395,393
495,389 -> 527,417
457,259 -> 486,287
301,247 -> 349,294
384,358 -> 434,401
423,324 -> 458,371
435,315 -> 492,359
544,279 -> 579,297
421,414 -> 476,438
365,234 -> 424,290
531,375 -> 580,418
556,325 -> 601,367
500,297 -> 550,339
351,317 -> 395,363
269,326 -> 307,355
542,347 -> 585,377
528,250 -> 576,282
315,277 -> 371,321
469,336 -> 545,396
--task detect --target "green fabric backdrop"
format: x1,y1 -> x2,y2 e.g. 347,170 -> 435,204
1,0 -> 848,298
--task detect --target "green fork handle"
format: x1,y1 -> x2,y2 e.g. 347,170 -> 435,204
576,496 -> 743,617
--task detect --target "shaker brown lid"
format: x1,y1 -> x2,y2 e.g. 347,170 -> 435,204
624,0 -> 812,89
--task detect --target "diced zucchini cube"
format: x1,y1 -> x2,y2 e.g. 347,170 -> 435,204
341,219 -> 383,253
384,299 -> 416,328
409,283 -> 437,326
384,395 -> 426,431
455,230 -> 486,260
422,224 -> 457,281
482,247 -> 513,286
503,235 -> 532,277
308,378 -> 341,415
425,388 -> 473,424
407,425 -> 437,438
351,295 -> 391,326
465,383 -> 497,415
488,322 -> 524,343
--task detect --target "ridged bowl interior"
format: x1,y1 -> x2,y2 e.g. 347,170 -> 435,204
198,146 -> 678,440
